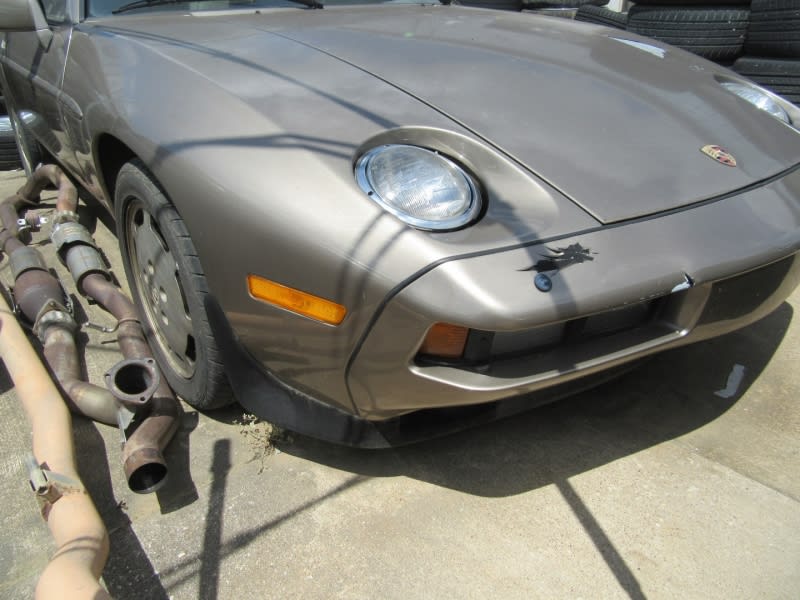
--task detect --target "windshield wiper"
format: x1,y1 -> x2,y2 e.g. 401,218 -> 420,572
113,0 -> 321,14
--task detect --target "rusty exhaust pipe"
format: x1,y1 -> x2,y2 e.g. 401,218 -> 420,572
0,191 -> 124,426
0,290 -> 110,600
32,165 -> 182,494
83,273 -> 181,493
41,323 -> 120,426
16,163 -> 77,214
7,164 -> 182,493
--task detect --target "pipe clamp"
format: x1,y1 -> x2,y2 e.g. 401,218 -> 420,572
33,306 -> 77,340
26,455 -> 87,521
51,221 -> 96,255
50,210 -> 79,227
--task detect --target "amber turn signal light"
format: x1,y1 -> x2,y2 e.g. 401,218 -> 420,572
419,322 -> 469,358
247,275 -> 347,326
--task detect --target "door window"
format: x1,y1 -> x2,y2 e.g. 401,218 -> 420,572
39,0 -> 69,24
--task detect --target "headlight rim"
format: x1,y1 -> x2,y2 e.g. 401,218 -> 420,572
716,75 -> 796,126
355,144 -> 483,232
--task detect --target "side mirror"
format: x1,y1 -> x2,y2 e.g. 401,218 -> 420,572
0,0 -> 52,48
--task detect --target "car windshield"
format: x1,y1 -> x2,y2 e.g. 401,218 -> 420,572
87,0 -> 441,17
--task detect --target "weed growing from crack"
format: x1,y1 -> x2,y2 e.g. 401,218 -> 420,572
234,413 -> 290,473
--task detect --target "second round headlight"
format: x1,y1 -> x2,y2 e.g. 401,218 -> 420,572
355,145 -> 482,231
720,81 -> 791,124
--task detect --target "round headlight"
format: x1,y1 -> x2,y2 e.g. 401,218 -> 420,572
720,81 -> 790,124
355,145 -> 482,231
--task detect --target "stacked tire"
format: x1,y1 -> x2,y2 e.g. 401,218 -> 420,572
733,0 -> 800,105
626,0 -> 750,64
523,0 -> 609,9
457,0 -> 607,11
575,4 -> 628,28
457,0 -> 524,9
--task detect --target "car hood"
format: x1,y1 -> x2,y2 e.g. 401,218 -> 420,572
97,7 -> 800,224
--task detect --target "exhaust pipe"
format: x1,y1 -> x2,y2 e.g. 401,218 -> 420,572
0,289 -> 111,600
41,322 -> 121,426
5,164 -> 182,493
83,273 -> 181,493
16,163 -> 77,214
0,191 -> 122,427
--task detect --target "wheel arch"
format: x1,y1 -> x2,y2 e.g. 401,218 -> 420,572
94,133 -> 136,207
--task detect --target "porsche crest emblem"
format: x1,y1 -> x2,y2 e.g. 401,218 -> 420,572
701,145 -> 737,167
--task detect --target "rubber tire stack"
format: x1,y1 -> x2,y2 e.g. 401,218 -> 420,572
626,0 -> 750,64
457,0 -> 524,9
574,4 -> 628,28
523,0 -> 608,9
733,0 -> 800,105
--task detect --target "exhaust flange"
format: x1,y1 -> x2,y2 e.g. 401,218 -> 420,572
104,358 -> 160,408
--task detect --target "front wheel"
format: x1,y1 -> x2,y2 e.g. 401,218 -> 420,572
115,160 -> 234,410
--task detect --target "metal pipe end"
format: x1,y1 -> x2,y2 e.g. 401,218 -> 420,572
104,358 -> 160,407
124,447 -> 168,494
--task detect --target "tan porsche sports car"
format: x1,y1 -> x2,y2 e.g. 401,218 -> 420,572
2,0 -> 800,446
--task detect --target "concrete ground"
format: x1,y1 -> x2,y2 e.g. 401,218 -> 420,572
0,167 -> 798,600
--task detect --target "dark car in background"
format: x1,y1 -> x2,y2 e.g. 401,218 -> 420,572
0,86 -> 24,170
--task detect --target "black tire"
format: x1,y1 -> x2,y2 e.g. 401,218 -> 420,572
627,6 -> 749,62
733,56 -> 800,104
523,0 -> 605,8
575,5 -> 627,28
115,160 -> 235,410
746,0 -> 800,59
457,0 -> 522,8
630,0 -> 749,5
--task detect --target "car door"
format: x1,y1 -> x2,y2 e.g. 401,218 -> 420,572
2,0 -> 81,174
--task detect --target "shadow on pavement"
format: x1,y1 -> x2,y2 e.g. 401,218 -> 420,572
73,418 -> 171,600
557,478 -> 647,600
73,411 -> 199,598
156,412 -> 201,514
198,439 -> 230,600
265,303 -> 793,599
278,302 -> 793,497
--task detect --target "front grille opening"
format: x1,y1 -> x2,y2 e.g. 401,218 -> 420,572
416,297 -> 666,368
579,300 -> 657,339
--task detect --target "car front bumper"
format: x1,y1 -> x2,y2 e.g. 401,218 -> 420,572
349,166 -> 800,418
